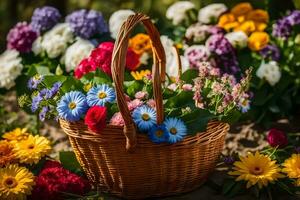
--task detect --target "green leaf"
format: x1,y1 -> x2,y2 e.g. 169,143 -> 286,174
165,91 -> 194,108
221,109 -> 241,124
125,80 -> 143,97
43,75 -> 67,87
277,182 -> 293,195
61,77 -> 83,93
227,181 -> 244,198
181,109 -> 215,134
59,151 -> 83,175
180,69 -> 198,84
222,179 -> 236,195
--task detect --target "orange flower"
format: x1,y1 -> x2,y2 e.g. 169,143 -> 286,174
231,2 -> 253,17
0,141 -> 15,167
234,20 -> 256,35
254,22 -> 267,32
129,33 -> 152,55
248,32 -> 270,51
218,13 -> 236,27
246,9 -> 269,23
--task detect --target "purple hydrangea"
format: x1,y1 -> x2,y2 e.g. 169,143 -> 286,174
208,26 -> 224,35
31,6 -> 61,33
206,34 -> 233,55
39,106 -> 49,121
6,22 -> 38,53
185,45 -> 212,69
66,9 -> 108,39
273,11 -> 300,39
259,44 -> 280,61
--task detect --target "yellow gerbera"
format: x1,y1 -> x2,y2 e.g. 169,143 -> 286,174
282,154 -> 300,186
2,128 -> 29,142
229,152 -> 284,189
131,70 -> 151,80
13,135 -> 51,165
231,2 -> 253,17
129,33 -> 152,55
234,20 -> 256,35
0,141 -> 15,167
248,32 -> 269,51
0,164 -> 35,200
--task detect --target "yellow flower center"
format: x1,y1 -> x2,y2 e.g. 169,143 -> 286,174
155,130 -> 164,138
3,177 -> 17,188
68,102 -> 77,110
170,128 -> 177,135
98,92 -> 107,99
251,166 -> 264,175
142,113 -> 150,121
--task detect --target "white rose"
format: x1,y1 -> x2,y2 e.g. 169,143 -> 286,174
61,38 -> 94,72
198,3 -> 227,24
32,36 -> 43,55
166,1 -> 195,25
225,31 -> 248,49
0,50 -> 23,89
256,61 -> 281,86
40,23 -> 74,58
160,35 -> 189,78
109,9 -> 135,39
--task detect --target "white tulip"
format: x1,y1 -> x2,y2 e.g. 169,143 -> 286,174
109,9 -> 135,39
198,3 -> 227,24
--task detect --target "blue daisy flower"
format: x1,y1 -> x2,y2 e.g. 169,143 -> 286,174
132,105 -> 157,132
86,84 -> 116,106
57,91 -> 88,121
239,98 -> 250,113
164,117 -> 187,144
148,124 -> 169,144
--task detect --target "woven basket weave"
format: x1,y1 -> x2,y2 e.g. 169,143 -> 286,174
60,13 -> 229,199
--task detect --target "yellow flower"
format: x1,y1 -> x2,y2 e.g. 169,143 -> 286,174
129,33 -> 152,55
246,9 -> 269,23
231,2 -> 253,17
0,141 -> 15,167
229,152 -> 284,189
83,82 -> 92,92
2,128 -> 29,142
254,22 -> 267,32
131,70 -> 151,80
218,13 -> 236,27
248,32 -> 269,51
234,20 -> 256,35
13,135 -> 51,165
282,154 -> 300,186
0,164 -> 35,200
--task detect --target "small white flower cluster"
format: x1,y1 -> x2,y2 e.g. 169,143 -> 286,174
198,3 -> 227,24
0,50 -> 23,89
109,9 -> 135,39
256,61 -> 281,86
225,31 -> 248,49
166,1 -> 195,25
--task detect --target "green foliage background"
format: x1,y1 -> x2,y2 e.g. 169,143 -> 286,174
0,0 -> 298,51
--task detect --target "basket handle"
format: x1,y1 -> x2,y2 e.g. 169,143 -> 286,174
111,13 -> 166,152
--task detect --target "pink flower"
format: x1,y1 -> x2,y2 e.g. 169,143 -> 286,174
110,112 -> 125,126
211,82 -> 223,94
182,84 -> 193,91
127,99 -> 143,111
210,67 -> 221,76
232,83 -> 241,100
147,99 -> 156,108
267,129 -> 288,148
134,91 -> 148,100
168,83 -> 178,91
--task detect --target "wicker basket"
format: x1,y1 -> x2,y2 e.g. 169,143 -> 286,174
60,13 -> 229,199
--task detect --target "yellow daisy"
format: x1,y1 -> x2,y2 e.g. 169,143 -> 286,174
13,135 -> 51,165
229,151 -> 284,189
0,141 -> 16,167
282,154 -> 300,186
131,70 -> 151,80
2,128 -> 29,142
0,164 -> 35,200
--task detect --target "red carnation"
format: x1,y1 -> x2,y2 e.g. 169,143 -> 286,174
74,58 -> 95,79
84,106 -> 107,133
267,128 -> 288,148
30,161 -> 90,200
126,47 -> 141,71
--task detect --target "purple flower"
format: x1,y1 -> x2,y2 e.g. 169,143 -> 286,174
260,44 -> 280,61
39,106 -> 49,121
6,22 -> 38,53
206,34 -> 233,55
216,53 -> 240,74
66,9 -> 108,39
286,10 -> 300,26
27,75 -> 44,90
31,6 -> 61,33
184,45 -> 213,69
31,94 -> 43,112
45,81 -> 62,98
272,18 -> 292,39
223,156 -> 235,165
295,146 -> 300,153
208,26 -> 224,35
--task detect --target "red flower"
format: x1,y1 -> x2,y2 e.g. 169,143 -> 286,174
267,128 -> 288,148
84,106 -> 107,133
30,161 -> 90,200
74,42 -> 140,78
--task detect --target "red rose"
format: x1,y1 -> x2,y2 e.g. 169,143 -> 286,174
30,161 -> 90,200
267,128 -> 288,148
84,106 -> 107,133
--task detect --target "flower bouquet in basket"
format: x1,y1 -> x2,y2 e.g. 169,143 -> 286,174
21,13 -> 251,198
